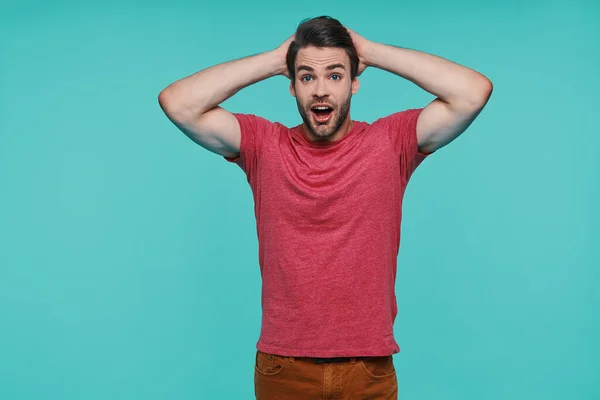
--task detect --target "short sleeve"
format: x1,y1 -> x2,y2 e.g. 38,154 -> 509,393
223,113 -> 275,179
379,108 -> 433,182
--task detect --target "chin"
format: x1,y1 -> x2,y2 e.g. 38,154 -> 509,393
311,124 -> 335,138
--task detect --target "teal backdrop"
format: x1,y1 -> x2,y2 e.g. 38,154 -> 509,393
1,1 -> 598,399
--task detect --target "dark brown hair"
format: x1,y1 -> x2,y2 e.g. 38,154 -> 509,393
286,16 -> 359,83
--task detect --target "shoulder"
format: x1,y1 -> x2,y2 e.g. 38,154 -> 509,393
370,108 -> 424,130
232,113 -> 289,134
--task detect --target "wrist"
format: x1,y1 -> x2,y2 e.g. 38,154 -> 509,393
361,40 -> 379,67
262,49 -> 287,77
269,49 -> 289,77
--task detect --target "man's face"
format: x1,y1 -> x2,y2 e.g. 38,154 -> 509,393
290,46 -> 360,141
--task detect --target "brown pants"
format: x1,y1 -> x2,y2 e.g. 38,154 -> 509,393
254,350 -> 398,399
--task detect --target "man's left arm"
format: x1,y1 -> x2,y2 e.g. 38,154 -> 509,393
348,29 -> 493,154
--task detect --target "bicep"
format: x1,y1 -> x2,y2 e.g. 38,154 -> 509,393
416,98 -> 484,154
163,103 -> 242,158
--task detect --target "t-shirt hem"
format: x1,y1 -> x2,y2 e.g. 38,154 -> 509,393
256,342 -> 400,358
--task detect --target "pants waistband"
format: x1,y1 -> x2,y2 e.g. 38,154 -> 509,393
284,356 -> 359,364
261,351 -> 390,364
312,357 -> 357,363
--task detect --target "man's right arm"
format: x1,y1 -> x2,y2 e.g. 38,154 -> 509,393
158,37 -> 292,158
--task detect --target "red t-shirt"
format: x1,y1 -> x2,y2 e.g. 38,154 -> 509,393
223,108 -> 431,357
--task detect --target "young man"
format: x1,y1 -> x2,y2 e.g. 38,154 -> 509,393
159,15 -> 492,400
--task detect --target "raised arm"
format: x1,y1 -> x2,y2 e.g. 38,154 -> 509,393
158,36 -> 293,158
347,28 -> 493,154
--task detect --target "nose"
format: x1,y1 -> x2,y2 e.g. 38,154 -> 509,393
313,77 -> 329,98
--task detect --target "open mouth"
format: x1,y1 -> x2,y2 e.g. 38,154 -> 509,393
311,105 -> 333,123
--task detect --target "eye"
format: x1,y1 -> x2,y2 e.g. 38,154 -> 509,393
301,75 -> 313,82
331,74 -> 341,81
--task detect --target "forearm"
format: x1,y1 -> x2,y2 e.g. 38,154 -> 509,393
364,42 -> 491,108
159,50 -> 284,117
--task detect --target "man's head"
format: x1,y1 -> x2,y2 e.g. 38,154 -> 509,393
286,16 -> 360,142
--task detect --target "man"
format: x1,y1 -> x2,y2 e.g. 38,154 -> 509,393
158,15 -> 492,400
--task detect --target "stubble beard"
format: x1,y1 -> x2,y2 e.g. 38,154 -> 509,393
296,94 -> 352,142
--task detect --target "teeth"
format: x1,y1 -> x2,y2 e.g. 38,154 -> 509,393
314,106 -> 330,110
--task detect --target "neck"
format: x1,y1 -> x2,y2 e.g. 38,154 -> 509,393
302,114 -> 353,143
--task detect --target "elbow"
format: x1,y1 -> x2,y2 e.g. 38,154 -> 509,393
449,77 -> 493,117
158,88 -> 175,113
457,77 -> 493,111
472,76 -> 493,107
157,88 -> 189,121
158,86 -> 207,123
480,77 -> 493,100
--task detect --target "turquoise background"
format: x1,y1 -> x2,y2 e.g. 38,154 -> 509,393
1,1 -> 598,399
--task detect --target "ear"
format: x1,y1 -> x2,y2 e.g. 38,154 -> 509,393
351,77 -> 360,95
290,81 -> 296,97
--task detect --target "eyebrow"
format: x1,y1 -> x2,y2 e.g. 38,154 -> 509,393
296,63 -> 346,73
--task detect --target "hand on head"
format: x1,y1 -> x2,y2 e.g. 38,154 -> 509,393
344,27 -> 369,76
275,34 -> 296,79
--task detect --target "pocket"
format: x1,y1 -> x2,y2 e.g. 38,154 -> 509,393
358,356 -> 396,380
255,350 -> 284,376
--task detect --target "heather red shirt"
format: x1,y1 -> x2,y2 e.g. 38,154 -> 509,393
223,108 -> 431,357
